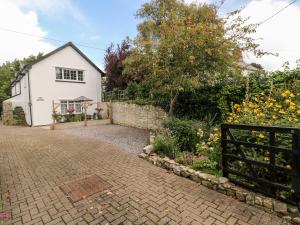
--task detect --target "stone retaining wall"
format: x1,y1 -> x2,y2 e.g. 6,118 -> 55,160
111,102 -> 167,130
139,153 -> 300,224
2,101 -> 13,125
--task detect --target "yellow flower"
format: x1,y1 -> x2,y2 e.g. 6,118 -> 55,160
276,104 -> 282,109
253,109 -> 259,114
288,117 -> 293,122
285,99 -> 291,104
264,156 -> 270,161
213,128 -> 219,132
290,93 -> 295,98
272,115 -> 277,120
290,101 -> 296,106
258,133 -> 265,139
289,105 -> 296,110
281,90 -> 291,97
297,110 -> 300,115
267,103 -> 273,108
294,118 -> 299,122
279,110 -> 286,114
233,104 -> 240,109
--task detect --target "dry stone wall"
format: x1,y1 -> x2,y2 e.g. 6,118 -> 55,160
111,102 -> 167,130
2,101 -> 13,125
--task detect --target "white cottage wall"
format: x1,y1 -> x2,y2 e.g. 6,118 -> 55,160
29,46 -> 102,126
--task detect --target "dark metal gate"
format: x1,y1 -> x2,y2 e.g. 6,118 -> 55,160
221,123 -> 300,205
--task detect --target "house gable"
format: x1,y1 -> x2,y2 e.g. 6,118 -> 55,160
28,42 -> 105,75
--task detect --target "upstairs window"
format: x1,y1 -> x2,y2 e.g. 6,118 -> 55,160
78,71 -> 84,81
56,68 -> 62,79
63,69 -> 70,80
70,70 -> 77,80
56,67 -> 84,82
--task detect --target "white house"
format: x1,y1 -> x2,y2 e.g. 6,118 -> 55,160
4,42 -> 105,126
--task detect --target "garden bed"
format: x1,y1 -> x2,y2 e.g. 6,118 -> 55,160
51,119 -> 110,130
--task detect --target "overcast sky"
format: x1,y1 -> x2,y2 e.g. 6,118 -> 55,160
0,0 -> 299,71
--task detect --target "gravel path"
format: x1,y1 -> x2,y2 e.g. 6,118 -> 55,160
59,124 -> 150,154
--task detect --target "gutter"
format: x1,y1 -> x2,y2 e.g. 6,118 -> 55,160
27,70 -> 33,127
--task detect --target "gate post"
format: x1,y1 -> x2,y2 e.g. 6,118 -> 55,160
221,124 -> 229,177
292,129 -> 300,206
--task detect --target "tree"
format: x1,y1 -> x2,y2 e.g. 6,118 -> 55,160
104,38 -> 132,91
123,0 -> 266,115
0,53 -> 43,112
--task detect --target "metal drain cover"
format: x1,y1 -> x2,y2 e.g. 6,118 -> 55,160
60,175 -> 112,203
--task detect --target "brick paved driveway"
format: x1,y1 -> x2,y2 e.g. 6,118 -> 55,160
0,126 -> 287,225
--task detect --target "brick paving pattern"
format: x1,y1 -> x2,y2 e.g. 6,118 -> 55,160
0,125 -> 288,225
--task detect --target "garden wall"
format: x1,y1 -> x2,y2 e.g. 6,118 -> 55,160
2,101 -> 13,125
110,102 -> 167,130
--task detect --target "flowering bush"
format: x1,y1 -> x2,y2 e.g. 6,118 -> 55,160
227,90 -> 300,127
194,127 -> 222,175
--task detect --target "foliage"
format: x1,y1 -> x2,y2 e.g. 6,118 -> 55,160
52,112 -> 62,122
124,0 -> 265,115
95,107 -> 103,119
0,53 -> 43,113
192,157 -> 220,176
104,38 -> 132,91
153,130 -> 179,159
194,127 -> 222,174
164,117 -> 201,152
227,90 -> 300,127
176,151 -> 193,165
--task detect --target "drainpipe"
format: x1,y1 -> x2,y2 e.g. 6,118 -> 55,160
27,70 -> 33,127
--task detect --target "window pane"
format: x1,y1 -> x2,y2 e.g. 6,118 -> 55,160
71,70 -> 77,80
75,102 -> 81,113
64,69 -> 70,79
56,68 -> 62,79
78,71 -> 83,81
61,102 -> 67,115
68,101 -> 74,113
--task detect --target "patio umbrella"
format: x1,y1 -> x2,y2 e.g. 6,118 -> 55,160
73,96 -> 93,102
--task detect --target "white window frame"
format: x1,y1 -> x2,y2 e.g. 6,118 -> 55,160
55,67 -> 85,83
60,100 -> 82,115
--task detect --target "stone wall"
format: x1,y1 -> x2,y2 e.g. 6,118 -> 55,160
12,107 -> 27,126
2,101 -> 13,125
110,102 -> 167,130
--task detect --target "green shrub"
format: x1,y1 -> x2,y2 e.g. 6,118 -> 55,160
153,131 -> 179,159
192,157 -> 221,176
175,151 -> 193,165
164,117 -> 201,152
126,82 -> 140,100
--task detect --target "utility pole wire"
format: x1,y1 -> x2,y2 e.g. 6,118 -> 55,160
259,0 -> 297,25
0,26 -> 106,51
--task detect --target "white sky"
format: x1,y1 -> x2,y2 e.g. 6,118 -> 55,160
241,0 -> 300,71
0,0 -> 55,63
0,0 -> 299,71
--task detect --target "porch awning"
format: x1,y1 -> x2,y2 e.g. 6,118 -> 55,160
73,96 -> 93,102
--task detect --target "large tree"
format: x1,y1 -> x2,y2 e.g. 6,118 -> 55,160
104,38 -> 132,91
123,0 -> 266,115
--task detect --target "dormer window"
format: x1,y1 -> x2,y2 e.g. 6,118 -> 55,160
56,67 -> 84,82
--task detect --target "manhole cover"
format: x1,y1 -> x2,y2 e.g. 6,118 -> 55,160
60,175 -> 112,203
